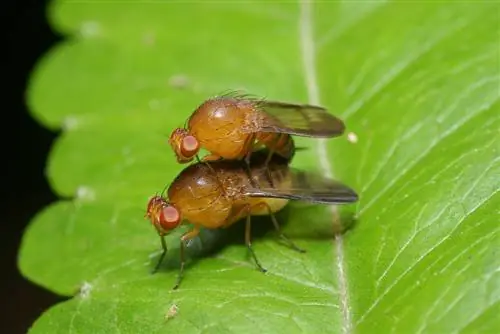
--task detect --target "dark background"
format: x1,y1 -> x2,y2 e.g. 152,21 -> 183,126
2,0 -> 67,332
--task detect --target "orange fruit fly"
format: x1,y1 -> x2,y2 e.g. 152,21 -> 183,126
145,150 -> 358,289
168,92 -> 346,168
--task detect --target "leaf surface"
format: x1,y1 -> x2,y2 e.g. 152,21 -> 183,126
20,1 -> 500,333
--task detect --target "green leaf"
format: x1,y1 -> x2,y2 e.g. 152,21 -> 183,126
20,1 -> 500,333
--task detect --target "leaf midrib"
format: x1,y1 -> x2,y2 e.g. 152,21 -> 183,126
299,1 -> 351,333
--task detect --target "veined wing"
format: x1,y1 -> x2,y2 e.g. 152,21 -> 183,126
245,166 -> 358,205
254,100 -> 345,138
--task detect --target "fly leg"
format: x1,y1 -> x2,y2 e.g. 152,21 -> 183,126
173,226 -> 200,290
243,133 -> 258,187
259,202 -> 306,253
245,209 -> 267,273
151,235 -> 168,274
262,133 -> 287,188
196,154 -> 220,172
262,132 -> 292,188
226,204 -> 267,272
263,133 -> 280,166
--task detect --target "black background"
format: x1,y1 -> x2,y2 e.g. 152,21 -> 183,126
2,0 -> 67,332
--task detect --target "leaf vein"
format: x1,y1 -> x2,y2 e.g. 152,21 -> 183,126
343,18 -> 471,120
356,188 -> 499,325
358,96 -> 499,216
300,0 -> 351,332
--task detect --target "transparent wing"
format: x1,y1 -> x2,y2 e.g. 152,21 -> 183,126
255,100 -> 345,137
245,166 -> 358,205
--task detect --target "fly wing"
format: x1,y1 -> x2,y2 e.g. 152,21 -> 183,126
244,167 -> 359,205
255,100 -> 345,138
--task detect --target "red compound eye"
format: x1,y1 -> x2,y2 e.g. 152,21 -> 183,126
168,128 -> 195,163
181,135 -> 199,158
159,205 -> 181,231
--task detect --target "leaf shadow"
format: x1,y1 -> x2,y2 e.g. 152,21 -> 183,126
150,204 -> 359,273
276,204 -> 359,239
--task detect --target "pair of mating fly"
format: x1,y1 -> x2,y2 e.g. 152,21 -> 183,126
145,92 -> 358,289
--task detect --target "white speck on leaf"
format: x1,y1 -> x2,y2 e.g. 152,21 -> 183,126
165,304 -> 179,320
76,186 -> 96,201
63,116 -> 79,131
80,21 -> 100,38
347,132 -> 358,144
79,282 -> 92,299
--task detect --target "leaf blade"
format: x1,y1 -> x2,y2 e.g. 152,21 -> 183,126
19,1 -> 500,333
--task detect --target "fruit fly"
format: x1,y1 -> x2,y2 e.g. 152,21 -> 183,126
145,150 -> 358,289
168,92 -> 345,168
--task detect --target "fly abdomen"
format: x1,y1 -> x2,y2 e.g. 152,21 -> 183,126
255,132 -> 295,160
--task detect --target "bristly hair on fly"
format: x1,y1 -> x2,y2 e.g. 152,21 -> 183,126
214,89 -> 270,113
